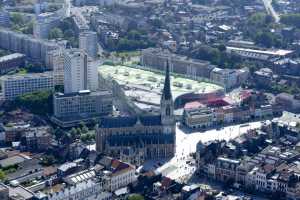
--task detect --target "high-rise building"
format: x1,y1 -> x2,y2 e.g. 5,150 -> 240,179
79,31 -> 98,59
46,49 -> 64,85
63,49 -> 98,93
0,10 -> 10,28
1,72 -> 54,100
0,28 -> 60,63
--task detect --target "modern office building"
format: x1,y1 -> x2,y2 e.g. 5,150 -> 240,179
0,53 -> 25,74
63,49 -> 98,93
1,72 -> 54,100
52,90 -> 113,127
79,31 -> 98,59
34,12 -> 60,39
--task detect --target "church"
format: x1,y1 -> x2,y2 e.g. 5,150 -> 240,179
95,61 -> 176,165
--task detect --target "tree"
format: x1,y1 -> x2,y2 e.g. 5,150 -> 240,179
70,128 -> 78,139
10,13 -> 24,26
128,194 -> 144,200
0,169 -> 6,181
54,128 -> 64,141
281,14 -> 300,28
192,45 -> 221,65
22,20 -> 34,34
82,125 -> 89,134
64,29 -> 75,38
49,28 -> 63,39
16,90 -> 53,115
40,155 -> 56,166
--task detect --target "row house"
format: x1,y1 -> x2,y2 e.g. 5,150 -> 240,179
215,157 -> 240,182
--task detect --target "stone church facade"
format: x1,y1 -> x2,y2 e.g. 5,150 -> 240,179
96,61 -> 176,165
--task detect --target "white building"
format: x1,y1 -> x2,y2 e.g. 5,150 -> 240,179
47,179 -> 112,200
63,49 -> 98,93
47,49 -> 65,85
101,160 -> 137,192
183,107 -> 214,129
79,31 -> 98,59
1,72 -> 54,100
226,46 -> 294,61
210,68 -> 238,89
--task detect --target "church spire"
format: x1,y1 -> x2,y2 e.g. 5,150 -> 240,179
162,60 -> 172,100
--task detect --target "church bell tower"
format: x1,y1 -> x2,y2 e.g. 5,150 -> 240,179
161,60 -> 175,133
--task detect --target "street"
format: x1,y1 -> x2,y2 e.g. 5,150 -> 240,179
157,122 -> 262,183
261,0 -> 280,23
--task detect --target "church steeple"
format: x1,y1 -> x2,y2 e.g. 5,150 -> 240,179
162,60 -> 172,101
161,59 -> 175,128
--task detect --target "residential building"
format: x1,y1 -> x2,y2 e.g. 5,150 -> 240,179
210,68 -> 238,89
215,157 -> 240,182
254,68 -> 274,88
0,10 -> 10,28
47,49 -> 65,85
22,126 -> 52,151
0,53 -> 25,74
71,14 -> 89,35
0,122 -> 30,143
141,48 -> 215,79
63,49 -> 98,93
52,90 -> 113,127
46,179 -> 112,200
79,31 -> 98,59
183,107 -> 214,129
1,72 -> 54,100
0,28 -> 60,63
275,93 -> 300,113
97,157 -> 137,192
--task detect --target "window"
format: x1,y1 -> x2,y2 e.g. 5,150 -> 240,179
166,106 -> 170,116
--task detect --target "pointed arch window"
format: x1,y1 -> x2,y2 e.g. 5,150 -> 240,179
166,106 -> 170,116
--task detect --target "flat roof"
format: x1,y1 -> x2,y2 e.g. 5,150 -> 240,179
99,65 -> 223,109
0,53 -> 25,63
54,90 -> 111,98
0,155 -> 27,168
1,72 -> 53,81
227,46 -> 293,56
99,65 -> 222,97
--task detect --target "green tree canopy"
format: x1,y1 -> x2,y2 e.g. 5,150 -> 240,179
10,13 -> 25,26
281,14 -> 300,28
49,28 -> 64,39
0,169 -> 6,181
16,90 -> 53,115
128,194 -> 144,200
